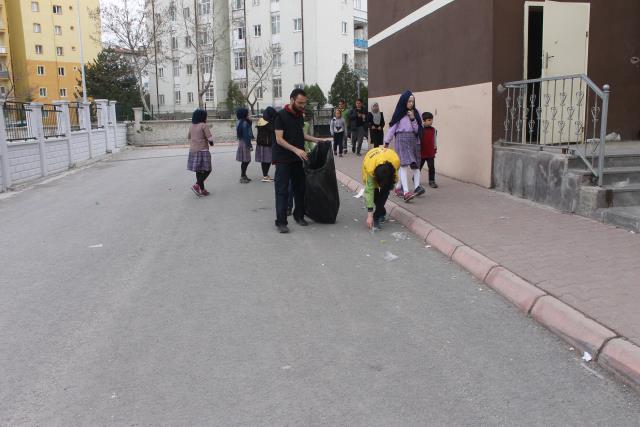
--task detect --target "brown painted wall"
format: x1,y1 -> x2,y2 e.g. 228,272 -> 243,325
369,0 -> 433,36
493,0 -> 640,141
369,0 -> 494,98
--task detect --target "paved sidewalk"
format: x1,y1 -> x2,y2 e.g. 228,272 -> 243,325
334,151 -> 640,386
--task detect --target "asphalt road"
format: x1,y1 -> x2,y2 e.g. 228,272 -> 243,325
1,147 -> 639,426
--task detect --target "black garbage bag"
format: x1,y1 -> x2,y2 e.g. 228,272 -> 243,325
304,143 -> 340,224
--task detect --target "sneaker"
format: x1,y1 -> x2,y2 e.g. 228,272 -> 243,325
373,220 -> 381,230
404,192 -> 416,202
395,188 -> 404,198
277,224 -> 290,234
414,186 -> 426,197
240,176 -> 250,184
245,176 -> 252,182
430,181 -> 438,188
379,215 -> 387,224
295,217 -> 309,227
200,189 -> 210,196
261,176 -> 270,182
191,183 -> 202,197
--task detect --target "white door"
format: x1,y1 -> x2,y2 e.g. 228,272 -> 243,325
539,1 -> 590,144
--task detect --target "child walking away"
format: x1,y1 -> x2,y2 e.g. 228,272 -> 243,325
383,90 -> 424,202
419,112 -> 438,189
361,146 -> 400,230
187,109 -> 214,196
255,107 -> 277,182
330,109 -> 346,157
236,108 -> 254,184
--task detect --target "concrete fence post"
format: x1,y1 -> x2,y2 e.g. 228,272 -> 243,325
53,100 -> 72,167
133,107 -> 143,133
0,106 -> 11,191
30,102 -> 47,177
95,99 -> 111,153
83,101 -> 93,159
109,101 -> 118,150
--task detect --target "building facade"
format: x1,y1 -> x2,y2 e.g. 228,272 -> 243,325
5,0 -> 101,103
368,0 -> 640,188
149,0 -> 368,114
0,0 -> 12,99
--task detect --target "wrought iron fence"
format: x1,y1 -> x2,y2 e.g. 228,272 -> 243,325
115,104 -> 133,122
2,101 -> 35,142
90,103 -> 103,129
69,102 -> 84,131
41,104 -> 65,138
500,74 -> 610,186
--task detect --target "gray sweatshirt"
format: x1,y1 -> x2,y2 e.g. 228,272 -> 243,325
330,117 -> 346,135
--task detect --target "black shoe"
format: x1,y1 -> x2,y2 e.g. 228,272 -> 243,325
286,208 -> 292,216
414,186 -> 426,196
277,224 -> 290,234
295,217 -> 309,227
430,181 -> 438,188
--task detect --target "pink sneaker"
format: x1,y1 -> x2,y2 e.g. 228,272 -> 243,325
200,189 -> 210,196
403,191 -> 415,202
395,188 -> 404,198
191,183 -> 202,197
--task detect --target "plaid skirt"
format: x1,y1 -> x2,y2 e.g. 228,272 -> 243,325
236,142 -> 252,163
187,150 -> 212,172
255,145 -> 272,163
394,132 -> 420,167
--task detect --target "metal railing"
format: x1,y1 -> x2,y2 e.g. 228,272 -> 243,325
500,74 -> 610,186
2,101 -> 35,142
41,104 -> 65,138
68,102 -> 84,131
90,103 -> 103,129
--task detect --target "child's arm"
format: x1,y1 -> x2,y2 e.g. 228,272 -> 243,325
204,125 -> 214,145
383,122 -> 398,146
364,176 -> 376,229
330,119 -> 335,136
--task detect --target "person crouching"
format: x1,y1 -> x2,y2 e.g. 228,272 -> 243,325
362,146 -> 401,230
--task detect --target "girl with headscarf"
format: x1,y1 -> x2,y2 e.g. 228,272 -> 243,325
186,109 -> 214,196
383,91 -> 424,202
367,102 -> 385,148
236,108 -> 254,184
255,107 -> 277,182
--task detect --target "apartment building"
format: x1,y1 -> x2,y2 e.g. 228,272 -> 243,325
5,0 -> 101,103
0,0 -> 12,99
149,0 -> 368,113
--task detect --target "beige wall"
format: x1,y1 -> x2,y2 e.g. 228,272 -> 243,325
371,82 -> 494,188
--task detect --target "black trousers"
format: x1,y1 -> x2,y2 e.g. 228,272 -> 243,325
370,129 -> 384,148
261,162 -> 271,176
275,161 -> 305,225
373,187 -> 390,221
420,157 -> 436,182
333,133 -> 344,154
195,171 -> 211,189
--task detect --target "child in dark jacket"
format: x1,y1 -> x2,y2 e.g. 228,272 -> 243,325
419,112 -> 438,189
236,108 -> 254,184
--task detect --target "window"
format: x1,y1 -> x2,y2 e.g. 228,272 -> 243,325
341,21 -> 347,34
205,86 -> 215,102
175,91 -> 181,104
342,53 -> 349,65
186,64 -> 193,75
271,14 -> 280,34
58,66 -> 65,76
33,23 -> 41,33
54,25 -> 62,35
294,83 -> 304,89
253,25 -> 261,37
36,66 -> 45,75
31,2 -> 39,12
171,37 -> 178,50
198,0 -> 211,15
56,47 -> 64,56
187,92 -> 194,103
294,51 -> 303,65
0,86 -> 6,96
234,51 -> 246,70
253,55 -> 263,69
173,60 -> 180,77
158,94 -> 165,105
158,68 -> 164,77
39,87 -> 47,97
169,4 -> 176,21
354,0 -> 362,9
273,78 -> 281,98
52,5 -> 62,14
232,0 -> 243,10
185,35 -> 192,47
35,45 -> 43,54
234,26 -> 245,40
272,50 -> 282,68
256,86 -> 263,99
293,18 -> 302,31
201,56 -> 213,74
59,88 -> 67,97
253,0 -> 260,5
198,30 -> 211,45
156,40 -> 162,50
183,7 -> 190,18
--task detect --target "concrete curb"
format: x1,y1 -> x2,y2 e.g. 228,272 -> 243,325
336,171 -> 640,391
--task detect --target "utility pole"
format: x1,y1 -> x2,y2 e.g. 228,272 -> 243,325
300,0 -> 305,85
76,0 -> 87,102
243,0 -> 249,97
151,0 -> 161,115
194,0 -> 202,108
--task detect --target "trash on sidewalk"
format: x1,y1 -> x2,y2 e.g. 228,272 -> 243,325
383,251 -> 399,262
391,232 -> 410,241
354,188 -> 365,198
425,245 -> 432,249
582,351 -> 593,362
88,244 -> 103,248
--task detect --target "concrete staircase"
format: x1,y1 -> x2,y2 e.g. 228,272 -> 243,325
568,142 -> 640,232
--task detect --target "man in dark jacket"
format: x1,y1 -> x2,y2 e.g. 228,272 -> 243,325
349,98 -> 367,155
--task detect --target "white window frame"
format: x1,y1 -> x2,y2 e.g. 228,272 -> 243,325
253,25 -> 261,37
205,86 -> 215,102
272,78 -> 282,98
52,5 -> 62,14
158,68 -> 164,77
58,66 -> 65,76
54,25 -> 62,35
341,21 -> 348,34
36,65 -> 45,76
175,91 -> 181,104
271,14 -> 280,34
186,64 -> 193,75
56,46 -> 64,56
33,23 -> 41,33
187,92 -> 194,103
173,60 -> 180,77
198,0 -> 211,15
35,45 -> 43,54
59,88 -> 67,97
234,51 -> 246,71
31,2 -> 40,12
293,18 -> 302,32
39,87 -> 47,97
158,94 -> 165,105
294,51 -> 303,65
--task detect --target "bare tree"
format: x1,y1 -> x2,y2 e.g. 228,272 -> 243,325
243,43 -> 278,114
177,0 -> 230,109
90,0 -> 169,114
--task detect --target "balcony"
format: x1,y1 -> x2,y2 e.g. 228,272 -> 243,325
354,39 -> 368,50
0,47 -> 7,55
354,68 -> 368,80
0,70 -> 9,79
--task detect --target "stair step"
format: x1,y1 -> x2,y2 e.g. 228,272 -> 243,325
602,184 -> 640,207
596,206 -> 640,233
571,167 -> 640,186
569,154 -> 640,169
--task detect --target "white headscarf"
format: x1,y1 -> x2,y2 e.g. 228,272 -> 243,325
371,102 -> 382,126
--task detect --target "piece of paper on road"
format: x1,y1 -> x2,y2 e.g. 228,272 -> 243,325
354,188 -> 365,198
384,251 -> 399,262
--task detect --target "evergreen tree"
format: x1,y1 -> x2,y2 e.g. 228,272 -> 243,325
226,81 -> 246,114
304,83 -> 327,110
329,64 -> 360,108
